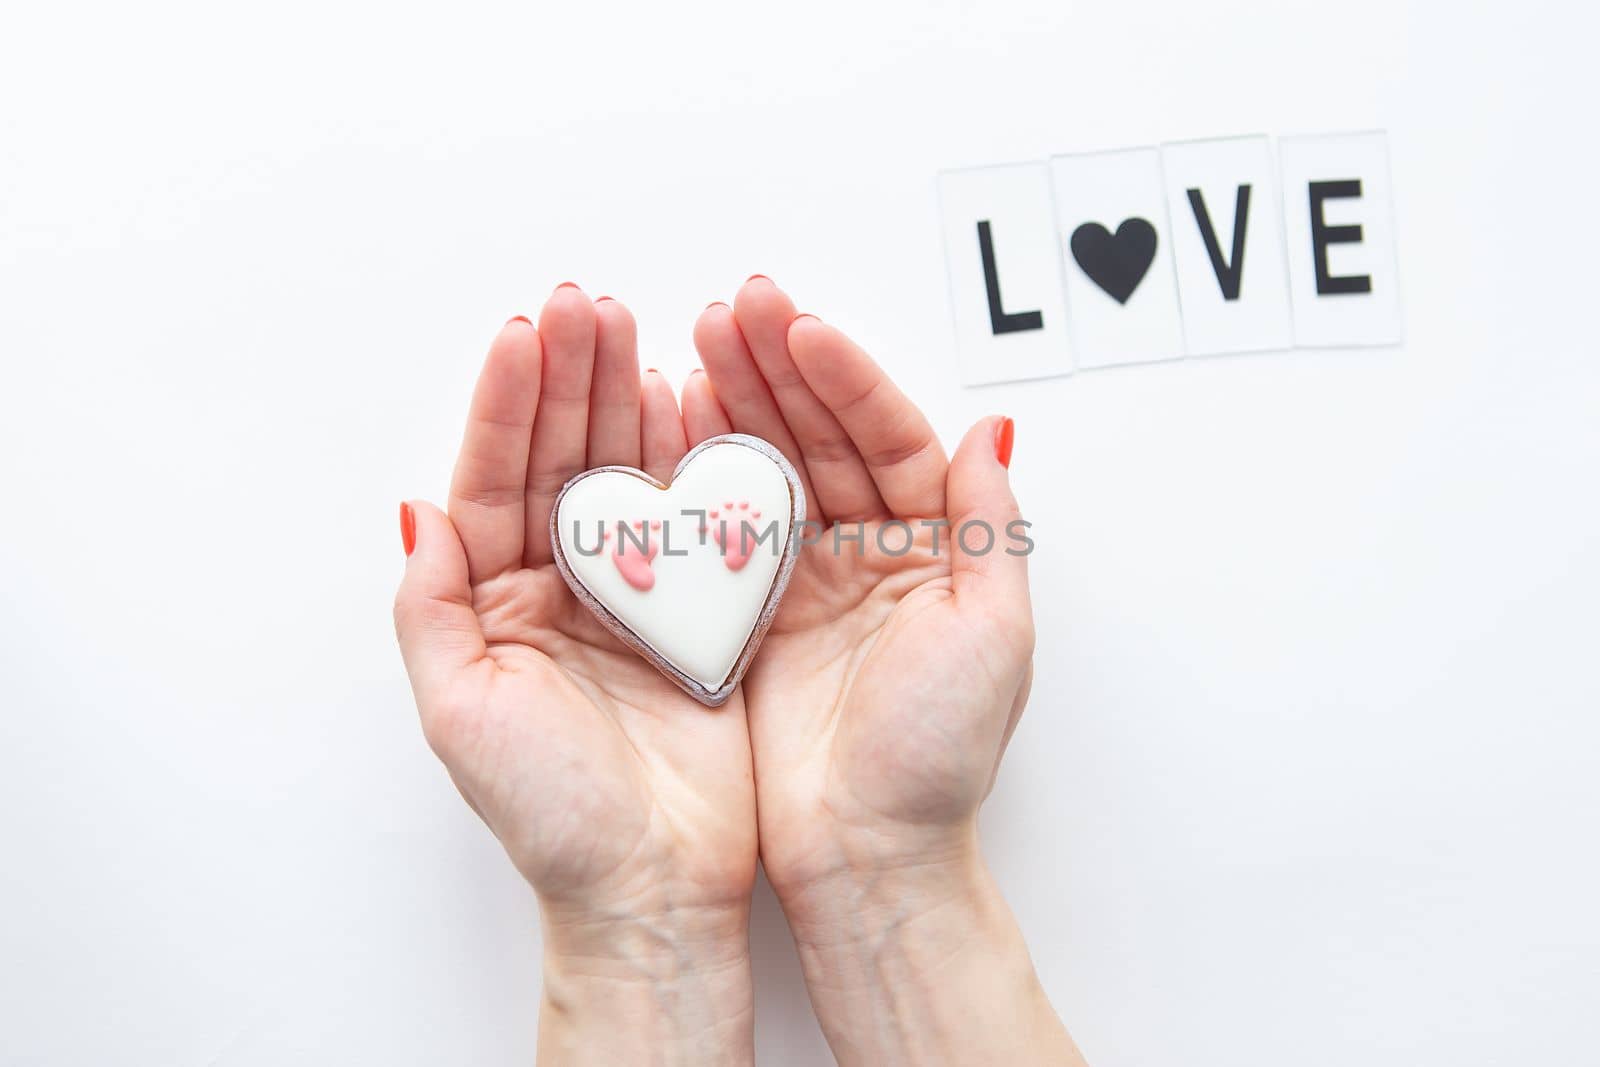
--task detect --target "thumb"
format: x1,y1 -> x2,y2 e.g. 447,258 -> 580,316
393,500 -> 487,711
945,417 -> 1033,641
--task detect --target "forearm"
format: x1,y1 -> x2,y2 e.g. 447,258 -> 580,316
537,901 -> 755,1066
781,836 -> 1084,1067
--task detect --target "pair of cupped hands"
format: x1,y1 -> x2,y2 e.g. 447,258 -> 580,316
394,277 -> 1082,1066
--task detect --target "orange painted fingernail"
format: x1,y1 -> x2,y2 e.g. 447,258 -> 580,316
506,315 -> 531,326
556,281 -> 580,291
994,417 -> 1015,469
746,274 -> 769,283
645,366 -> 659,373
399,502 -> 417,556
596,295 -> 614,303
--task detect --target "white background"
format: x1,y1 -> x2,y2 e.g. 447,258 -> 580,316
2,2 -> 1597,1064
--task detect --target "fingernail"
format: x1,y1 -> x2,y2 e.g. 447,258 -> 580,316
556,281 -> 580,291
596,295 -> 614,303
506,314 -> 531,326
792,312 -> 820,324
689,368 -> 705,376
645,366 -> 659,373
399,502 -> 417,557
746,274 -> 770,283
705,300 -> 729,311
994,417 -> 1015,469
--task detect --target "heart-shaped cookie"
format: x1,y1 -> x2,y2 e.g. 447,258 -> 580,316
550,434 -> 806,706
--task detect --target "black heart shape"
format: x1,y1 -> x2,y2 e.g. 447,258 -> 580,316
1069,218 -> 1158,305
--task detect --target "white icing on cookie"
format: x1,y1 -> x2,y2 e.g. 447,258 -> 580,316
553,437 -> 798,694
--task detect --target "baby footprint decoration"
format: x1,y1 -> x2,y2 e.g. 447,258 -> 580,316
551,434 -> 806,706
608,520 -> 662,591
709,501 -> 763,572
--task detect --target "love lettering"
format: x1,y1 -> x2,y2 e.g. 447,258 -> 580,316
938,132 -> 1402,385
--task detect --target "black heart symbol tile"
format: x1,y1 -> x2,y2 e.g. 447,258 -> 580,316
1069,218 -> 1158,305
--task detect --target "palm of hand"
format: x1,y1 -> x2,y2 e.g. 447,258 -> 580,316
458,565 -> 754,907
680,278 -> 1032,897
396,289 -> 755,918
741,521 -> 1028,895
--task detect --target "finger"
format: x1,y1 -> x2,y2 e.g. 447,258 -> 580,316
447,316 -> 541,583
586,297 -> 642,468
394,501 -> 489,715
788,316 -> 948,520
524,284 -> 598,566
945,416 -> 1032,646
733,278 -> 884,522
681,368 -> 732,444
692,301 -> 821,519
640,369 -> 688,483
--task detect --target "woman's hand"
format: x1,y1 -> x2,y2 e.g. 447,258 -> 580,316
684,277 -> 1085,1065
394,287 -> 755,1066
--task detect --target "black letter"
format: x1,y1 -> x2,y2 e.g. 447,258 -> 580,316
1308,180 -> 1372,295
1186,185 -> 1251,300
976,220 -> 1044,334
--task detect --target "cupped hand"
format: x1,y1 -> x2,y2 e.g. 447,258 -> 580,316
393,287 -> 756,1060
685,278 -> 1081,1065
683,278 -> 1035,913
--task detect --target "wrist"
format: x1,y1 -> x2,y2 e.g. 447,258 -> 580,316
778,827 -> 1009,994
775,830 -> 1083,1067
538,897 -> 754,1066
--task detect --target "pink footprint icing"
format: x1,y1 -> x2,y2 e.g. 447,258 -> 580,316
712,501 -> 758,573
611,521 -> 660,591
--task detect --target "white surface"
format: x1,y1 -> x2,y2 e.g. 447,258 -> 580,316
1281,131 -> 1405,346
1161,135 -> 1296,356
938,161 -> 1075,384
2,2 -> 1598,1065
555,441 -> 793,690
1052,146 -> 1187,368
